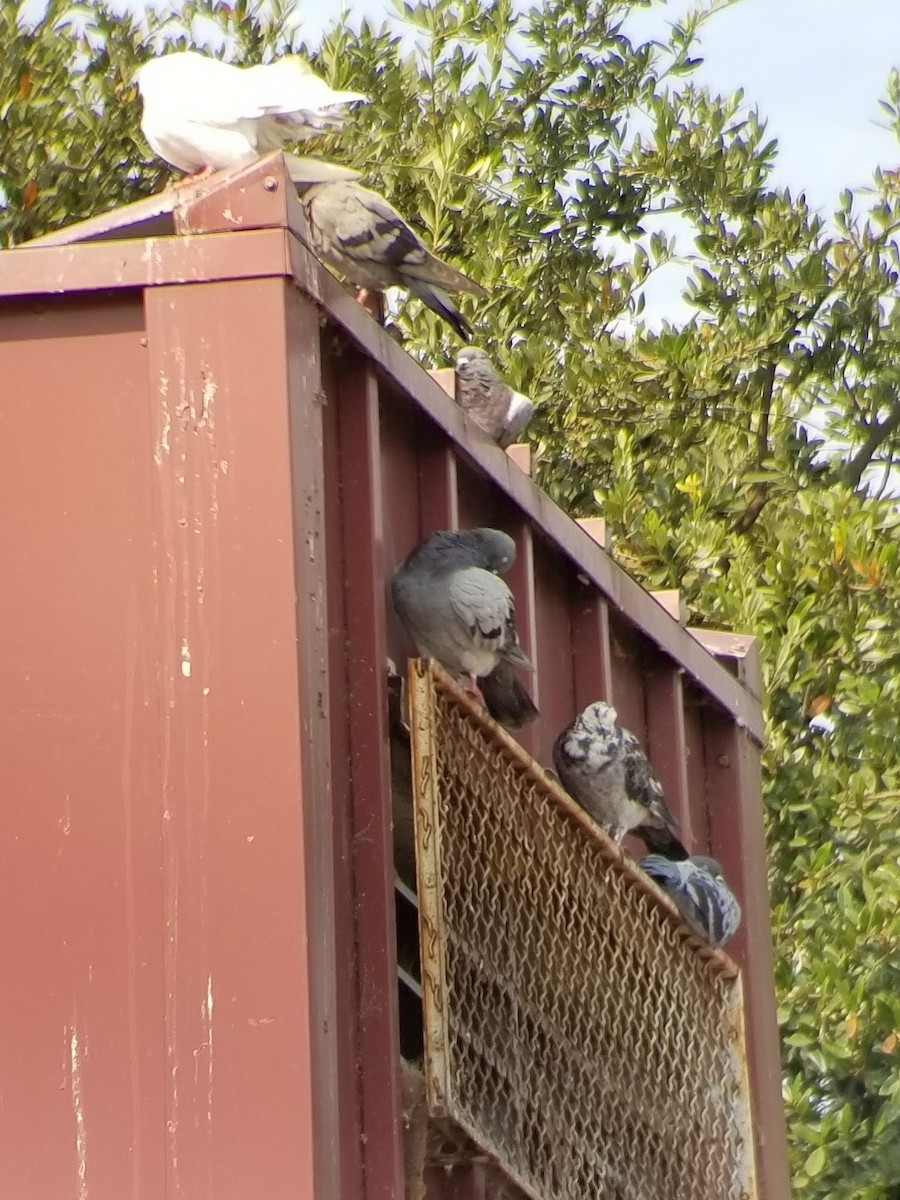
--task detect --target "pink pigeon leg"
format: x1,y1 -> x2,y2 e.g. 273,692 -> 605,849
463,673 -> 487,707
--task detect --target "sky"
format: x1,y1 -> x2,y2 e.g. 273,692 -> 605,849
299,0 -> 900,215
292,0 -> 900,328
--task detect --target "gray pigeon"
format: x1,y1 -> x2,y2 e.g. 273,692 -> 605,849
391,529 -> 536,721
639,855 -> 742,947
300,182 -> 487,339
454,348 -> 535,447
553,701 -> 679,844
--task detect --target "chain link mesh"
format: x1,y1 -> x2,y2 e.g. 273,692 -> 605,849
410,661 -> 757,1200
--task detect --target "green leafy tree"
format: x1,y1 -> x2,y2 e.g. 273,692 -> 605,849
3,1 -> 900,1195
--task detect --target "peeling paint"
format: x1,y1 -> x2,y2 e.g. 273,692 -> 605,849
180,639 -> 192,679
193,975 -> 215,1134
198,370 -> 217,431
69,1025 -> 88,1200
154,372 -> 171,465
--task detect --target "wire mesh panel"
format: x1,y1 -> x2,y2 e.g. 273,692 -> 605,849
409,660 -> 757,1200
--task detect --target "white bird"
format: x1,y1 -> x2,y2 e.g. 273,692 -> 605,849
135,51 -> 368,177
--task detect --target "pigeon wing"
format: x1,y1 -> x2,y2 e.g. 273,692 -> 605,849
499,391 -> 535,447
312,184 -> 487,295
242,59 -> 367,118
137,54 -> 251,129
447,567 -> 517,657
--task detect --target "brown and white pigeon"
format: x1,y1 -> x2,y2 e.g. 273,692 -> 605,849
454,347 -> 535,447
553,701 -> 680,846
391,528 -> 537,726
300,182 -> 487,339
639,855 -> 741,947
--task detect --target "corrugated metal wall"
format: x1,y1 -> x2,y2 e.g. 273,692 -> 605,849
0,154 -> 789,1200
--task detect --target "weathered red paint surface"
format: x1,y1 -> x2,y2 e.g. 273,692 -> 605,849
0,153 -> 789,1199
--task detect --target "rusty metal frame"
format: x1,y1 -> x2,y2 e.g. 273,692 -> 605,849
408,659 -> 759,1200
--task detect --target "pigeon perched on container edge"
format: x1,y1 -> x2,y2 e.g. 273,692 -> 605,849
638,855 -> 742,947
301,182 -> 487,339
135,51 -> 367,176
391,528 -> 536,724
454,348 -> 535,447
553,701 -> 679,845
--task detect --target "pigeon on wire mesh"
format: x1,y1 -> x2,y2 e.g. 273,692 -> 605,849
391,528 -> 537,726
135,51 -> 367,177
300,182 -> 487,339
639,855 -> 742,947
454,347 -> 535,447
553,701 -> 680,845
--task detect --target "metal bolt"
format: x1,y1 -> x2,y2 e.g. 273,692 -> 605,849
263,176 -> 278,192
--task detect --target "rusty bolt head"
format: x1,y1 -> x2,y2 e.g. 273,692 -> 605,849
263,176 -> 278,192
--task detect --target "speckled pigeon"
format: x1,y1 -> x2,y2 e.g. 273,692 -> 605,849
553,700 -> 679,845
454,348 -> 535,447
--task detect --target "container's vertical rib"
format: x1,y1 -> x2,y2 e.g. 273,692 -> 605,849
321,351 -> 367,1200
408,659 -> 452,1116
645,663 -> 694,846
704,709 -> 791,1200
326,348 -> 405,1200
570,589 -> 616,709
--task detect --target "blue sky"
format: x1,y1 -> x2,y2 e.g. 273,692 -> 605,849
304,0 -> 900,217
294,0 -> 900,329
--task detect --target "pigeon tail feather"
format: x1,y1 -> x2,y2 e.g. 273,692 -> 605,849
502,641 -> 533,671
479,664 -> 539,729
408,281 -> 473,340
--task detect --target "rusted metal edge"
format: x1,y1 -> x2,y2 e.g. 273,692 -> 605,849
419,658 -> 741,982
432,1108 -> 542,1200
407,659 -> 452,1118
285,236 -> 764,742
19,189 -> 180,248
728,973 -> 762,1200
20,152 -> 306,249
689,628 -> 764,701
0,228 -> 292,298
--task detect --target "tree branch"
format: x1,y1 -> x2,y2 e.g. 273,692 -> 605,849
733,359 -> 777,534
841,397 -> 900,489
